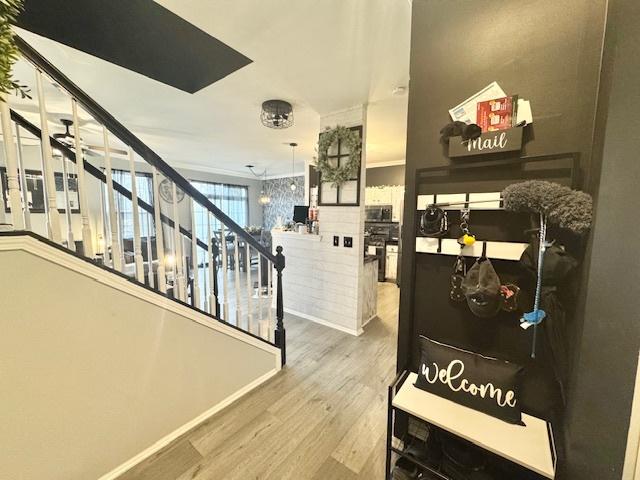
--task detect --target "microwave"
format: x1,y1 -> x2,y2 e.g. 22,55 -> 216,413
365,205 -> 393,222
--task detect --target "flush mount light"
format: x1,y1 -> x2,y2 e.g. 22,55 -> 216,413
261,100 -> 293,129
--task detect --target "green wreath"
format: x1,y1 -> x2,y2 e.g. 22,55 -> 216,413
315,125 -> 362,187
0,0 -> 30,99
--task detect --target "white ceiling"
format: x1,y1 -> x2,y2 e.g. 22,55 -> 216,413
9,0 -> 411,177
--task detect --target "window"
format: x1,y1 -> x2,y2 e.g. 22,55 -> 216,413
191,180 -> 249,241
110,169 -> 155,239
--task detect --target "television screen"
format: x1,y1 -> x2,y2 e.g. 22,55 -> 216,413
293,205 -> 309,224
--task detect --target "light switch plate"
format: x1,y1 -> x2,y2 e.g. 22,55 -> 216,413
333,236 -> 339,247
344,236 -> 353,248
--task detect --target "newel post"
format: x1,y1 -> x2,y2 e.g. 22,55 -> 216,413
274,245 -> 286,366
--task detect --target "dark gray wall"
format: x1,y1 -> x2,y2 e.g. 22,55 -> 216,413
563,0 -> 640,477
400,1 -> 609,478
366,165 -> 405,186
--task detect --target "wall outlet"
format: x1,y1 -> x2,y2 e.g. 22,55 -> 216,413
333,235 -> 340,247
344,236 -> 353,248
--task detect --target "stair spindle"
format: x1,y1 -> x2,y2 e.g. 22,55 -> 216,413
207,215 -> 216,315
71,99 -> 94,257
246,242 -> 253,334
152,167 -> 166,293
60,154 -> 75,251
233,235 -> 241,326
34,69 -> 62,243
128,147 -> 144,283
102,127 -> 122,271
221,224 -> 229,321
172,182 -> 186,301
0,101 -> 25,230
14,125 -> 32,230
190,198 -> 201,308
146,211 -> 155,289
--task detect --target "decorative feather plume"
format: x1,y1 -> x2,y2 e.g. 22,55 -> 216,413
502,181 -> 592,234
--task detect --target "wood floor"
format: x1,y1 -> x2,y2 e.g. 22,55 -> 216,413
118,282 -> 399,480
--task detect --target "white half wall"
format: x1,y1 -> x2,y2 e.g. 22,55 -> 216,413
0,234 -> 280,480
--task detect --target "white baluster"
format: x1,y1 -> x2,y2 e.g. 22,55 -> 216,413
190,198 -> 201,308
207,214 -> 216,315
268,261 -> 273,342
14,125 -> 31,230
245,242 -> 253,334
172,182 -> 186,301
99,181 -> 109,265
102,127 -> 122,270
60,154 -> 75,250
71,99 -> 93,257
0,173 -> 7,229
128,147 -> 144,282
233,235 -> 241,326
35,70 -> 62,243
257,253 -> 267,339
220,224 -> 229,321
0,100 -> 25,230
146,212 -> 155,289
152,167 -> 166,293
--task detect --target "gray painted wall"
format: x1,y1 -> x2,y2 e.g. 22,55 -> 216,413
563,0 -> 640,477
0,247 -> 277,480
366,165 -> 405,187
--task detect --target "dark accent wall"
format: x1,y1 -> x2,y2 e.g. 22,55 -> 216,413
400,1 -> 611,478
366,165 -> 405,186
563,0 -> 640,477
17,0 -> 252,93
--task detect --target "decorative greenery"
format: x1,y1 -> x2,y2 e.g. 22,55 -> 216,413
315,125 -> 361,187
0,0 -> 29,100
245,225 -> 262,235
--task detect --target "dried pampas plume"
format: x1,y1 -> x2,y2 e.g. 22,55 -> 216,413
502,180 -> 592,234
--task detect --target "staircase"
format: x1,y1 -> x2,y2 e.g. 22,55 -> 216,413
0,37 -> 287,480
0,36 -> 286,362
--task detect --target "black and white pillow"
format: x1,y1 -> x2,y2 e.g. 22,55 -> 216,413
414,336 -> 525,425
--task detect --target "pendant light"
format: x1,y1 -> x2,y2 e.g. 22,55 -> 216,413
289,142 -> 298,191
246,164 -> 271,205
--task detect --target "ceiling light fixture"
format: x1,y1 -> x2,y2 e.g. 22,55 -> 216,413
289,142 -> 298,191
261,100 -> 293,129
246,164 -> 271,205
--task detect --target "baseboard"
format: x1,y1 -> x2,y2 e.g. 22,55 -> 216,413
362,314 -> 378,328
284,307 -> 363,336
96,368 -> 280,480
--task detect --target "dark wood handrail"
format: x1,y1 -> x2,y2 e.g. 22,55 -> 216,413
10,110 -> 212,251
15,35 -> 277,264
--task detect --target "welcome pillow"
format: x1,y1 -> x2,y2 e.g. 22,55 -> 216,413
415,336 -> 525,425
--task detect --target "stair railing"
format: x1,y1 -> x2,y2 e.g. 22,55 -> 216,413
0,36 -> 286,363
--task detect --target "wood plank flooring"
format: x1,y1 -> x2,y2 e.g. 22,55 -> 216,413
118,282 -> 399,480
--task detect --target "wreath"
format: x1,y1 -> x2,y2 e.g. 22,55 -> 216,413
0,0 -> 30,99
315,125 -> 362,187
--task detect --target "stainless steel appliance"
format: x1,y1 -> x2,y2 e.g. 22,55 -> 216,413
364,221 -> 400,282
365,205 -> 393,222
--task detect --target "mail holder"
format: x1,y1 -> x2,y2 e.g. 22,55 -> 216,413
448,126 -> 524,158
